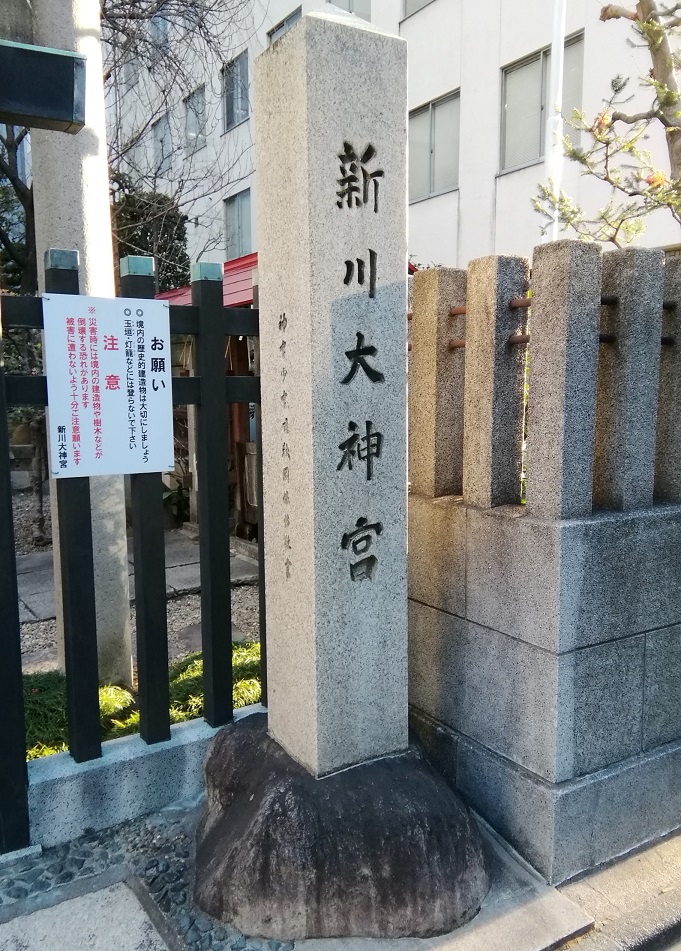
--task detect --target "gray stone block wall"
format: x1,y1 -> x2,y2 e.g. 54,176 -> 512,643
407,241 -> 681,882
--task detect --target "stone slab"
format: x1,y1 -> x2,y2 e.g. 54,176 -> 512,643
410,603 -> 647,782
565,635 -> 644,778
408,494 -> 466,617
643,624 -> 681,750
297,822 -> 593,951
454,728 -> 681,884
409,601 -> 560,781
20,591 -> 56,622
465,504 -> 681,652
15,549 -> 54,575
0,845 -> 42,870
465,505 -> 562,651
0,882 -> 169,951
27,706 -> 263,847
18,600 -> 38,623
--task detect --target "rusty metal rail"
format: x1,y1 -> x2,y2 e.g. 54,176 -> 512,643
409,295 -> 678,351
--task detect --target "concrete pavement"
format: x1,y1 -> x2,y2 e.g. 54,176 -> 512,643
0,882 -> 170,951
17,529 -> 259,622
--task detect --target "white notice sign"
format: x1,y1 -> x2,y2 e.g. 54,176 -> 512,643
43,294 -> 174,477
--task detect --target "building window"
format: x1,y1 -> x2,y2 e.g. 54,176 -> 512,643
152,113 -> 172,176
149,6 -> 170,60
268,7 -> 302,44
330,0 -> 371,22
224,189 -> 252,260
501,35 -> 584,172
121,43 -> 139,90
223,51 -> 249,132
408,93 -> 459,202
185,86 -> 206,154
404,0 -> 431,16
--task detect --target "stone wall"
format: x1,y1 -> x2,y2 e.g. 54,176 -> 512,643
408,241 -> 681,883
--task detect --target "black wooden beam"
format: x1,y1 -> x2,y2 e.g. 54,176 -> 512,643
1,296 -> 44,332
0,331 -> 30,853
120,260 -> 171,745
45,256 -> 102,763
0,38 -> 85,133
193,270 -> 233,727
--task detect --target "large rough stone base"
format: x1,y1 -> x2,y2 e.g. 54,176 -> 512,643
194,714 -> 490,939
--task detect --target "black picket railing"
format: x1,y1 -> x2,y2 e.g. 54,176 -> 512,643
0,254 -> 266,854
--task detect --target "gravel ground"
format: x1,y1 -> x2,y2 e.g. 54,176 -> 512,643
0,792 -> 290,951
20,586 -> 260,672
12,490 -> 52,555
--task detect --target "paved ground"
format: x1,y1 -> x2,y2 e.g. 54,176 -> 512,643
0,882 -> 170,951
3,774 -> 681,951
0,795 -> 592,951
560,828 -> 681,951
16,529 -> 258,623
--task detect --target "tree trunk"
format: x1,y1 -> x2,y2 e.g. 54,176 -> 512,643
20,186 -> 37,295
638,0 -> 681,179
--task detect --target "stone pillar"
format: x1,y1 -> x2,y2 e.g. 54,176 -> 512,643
255,10 -> 408,776
526,241 -> 602,518
409,268 -> 466,498
32,0 -> 132,686
462,255 -> 529,508
593,248 -> 664,511
655,256 -> 681,503
0,0 -> 32,41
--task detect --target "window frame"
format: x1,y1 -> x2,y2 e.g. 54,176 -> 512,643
184,85 -> 207,155
224,188 -> 252,261
268,7 -> 302,44
222,50 -> 249,134
402,0 -> 437,20
408,91 -> 460,205
152,113 -> 172,177
328,0 -> 371,20
499,32 -> 584,175
149,6 -> 170,63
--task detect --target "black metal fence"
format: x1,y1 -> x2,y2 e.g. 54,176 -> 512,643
0,254 -> 267,854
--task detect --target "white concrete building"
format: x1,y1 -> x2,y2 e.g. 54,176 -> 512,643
109,0 -> 680,276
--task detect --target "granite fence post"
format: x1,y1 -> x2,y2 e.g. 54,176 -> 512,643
526,241 -> 602,518
255,10 -> 408,776
593,248 -> 664,510
409,268 -> 467,498
462,255 -> 529,508
655,256 -> 681,503
32,0 -> 132,687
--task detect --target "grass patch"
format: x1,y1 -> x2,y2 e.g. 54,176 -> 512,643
24,642 -> 261,760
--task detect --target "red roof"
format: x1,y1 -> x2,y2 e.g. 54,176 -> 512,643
157,251 -> 416,305
156,251 -> 258,307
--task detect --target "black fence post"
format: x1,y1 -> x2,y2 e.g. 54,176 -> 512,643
120,256 -> 170,744
0,298 -> 30,853
45,249 -> 101,763
192,262 -> 233,727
